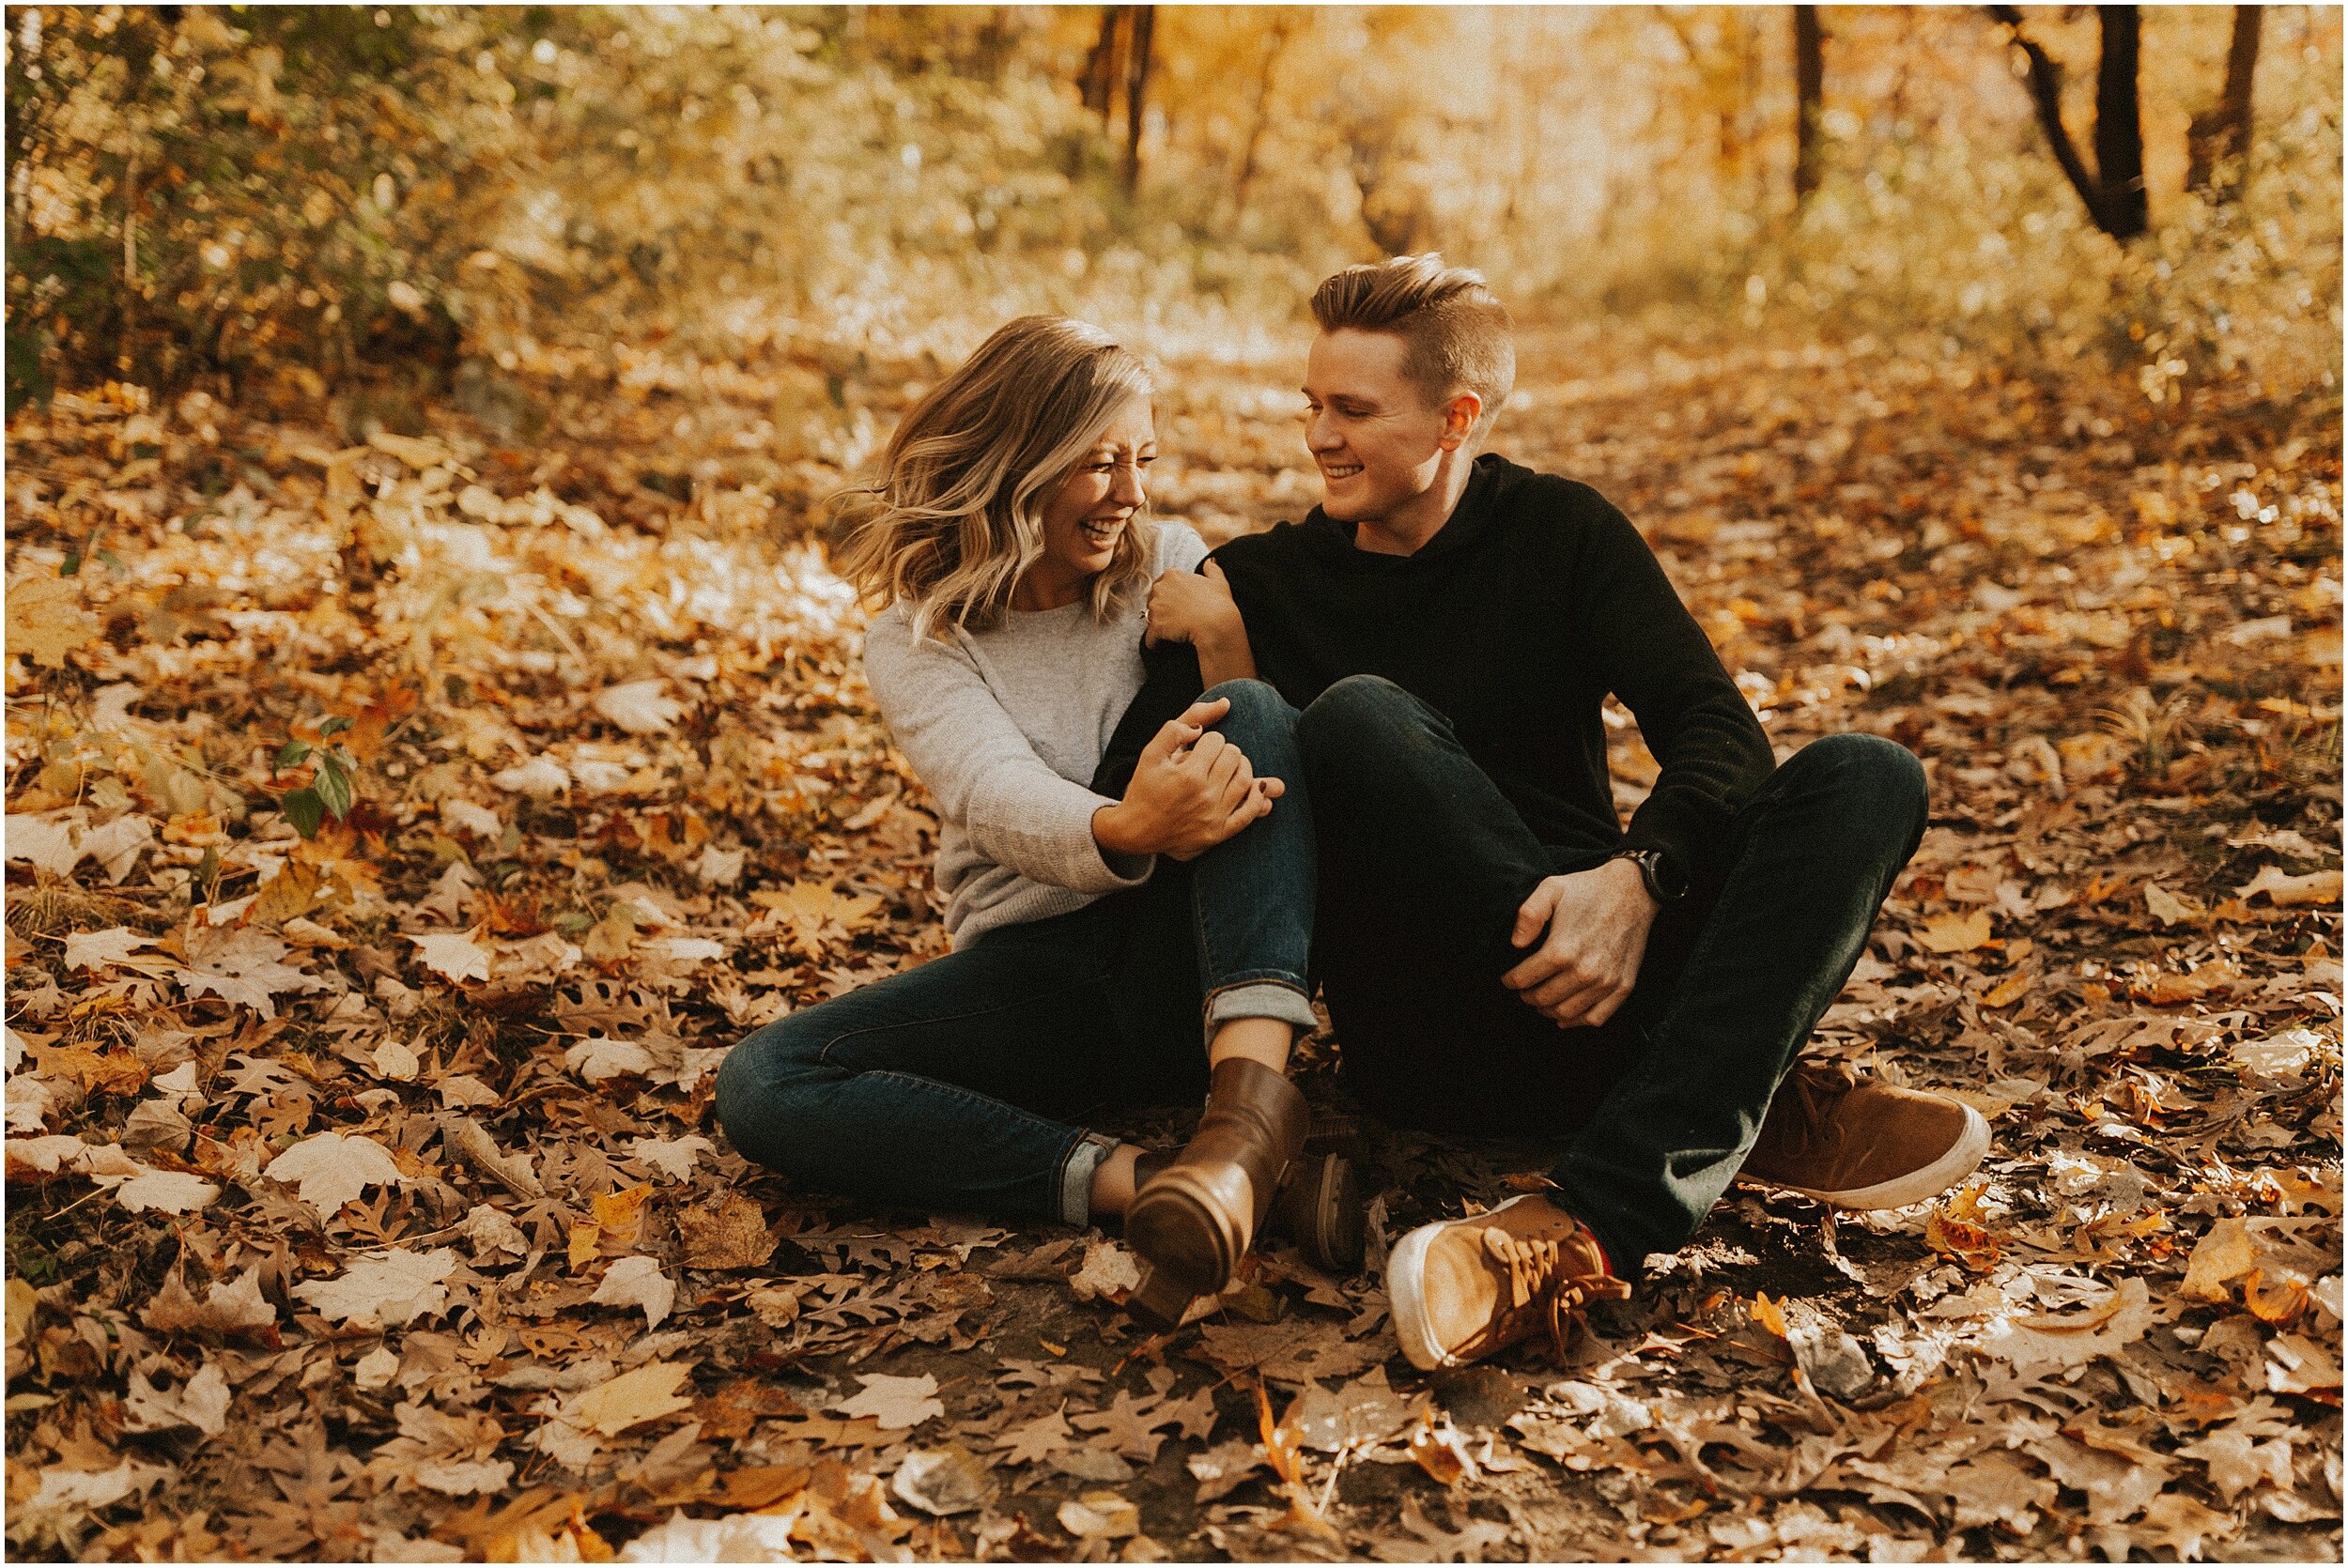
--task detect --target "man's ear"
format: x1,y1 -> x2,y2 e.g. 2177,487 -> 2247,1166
1437,392 -> 1483,452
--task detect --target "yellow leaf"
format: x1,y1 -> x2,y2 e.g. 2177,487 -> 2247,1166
1749,1292 -> 1789,1340
567,1221 -> 603,1271
2236,865 -> 2342,908
1919,908 -> 1994,954
2142,884 -> 2202,928
1979,970 -> 2031,1008
568,1360 -> 695,1437
6,576 -> 100,669
247,860 -> 328,927
593,1183 -> 652,1247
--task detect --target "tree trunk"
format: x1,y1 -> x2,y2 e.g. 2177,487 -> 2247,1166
1121,5 -> 1153,196
1986,5 -> 2148,242
1793,5 -> 1824,204
1082,7 -> 1120,121
2093,7 -> 2147,238
2187,5 -> 2263,197
1228,19 -> 1291,221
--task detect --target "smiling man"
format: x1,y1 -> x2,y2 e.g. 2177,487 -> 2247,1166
1150,254 -> 1987,1371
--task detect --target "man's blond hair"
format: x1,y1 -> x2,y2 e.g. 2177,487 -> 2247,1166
1310,254 -> 1515,440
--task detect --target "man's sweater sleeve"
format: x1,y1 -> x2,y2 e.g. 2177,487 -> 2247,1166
1568,494 -> 1776,889
862,614 -> 1152,894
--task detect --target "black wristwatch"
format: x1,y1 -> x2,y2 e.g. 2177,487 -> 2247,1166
1611,847 -> 1688,906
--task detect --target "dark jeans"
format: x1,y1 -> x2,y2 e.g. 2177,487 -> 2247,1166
1296,675 -> 1928,1275
714,680 -> 1316,1227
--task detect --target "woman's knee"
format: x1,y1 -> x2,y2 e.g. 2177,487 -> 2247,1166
1202,677 -> 1291,734
712,1014 -> 833,1152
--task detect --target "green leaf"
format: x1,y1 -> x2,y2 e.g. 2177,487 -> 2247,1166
318,715 -> 354,737
282,787 -> 326,838
313,760 -> 354,822
275,740 -> 313,769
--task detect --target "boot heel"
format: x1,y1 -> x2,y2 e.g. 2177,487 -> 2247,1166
1127,1266 -> 1199,1327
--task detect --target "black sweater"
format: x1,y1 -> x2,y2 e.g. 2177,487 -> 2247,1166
1207,453 -> 1775,890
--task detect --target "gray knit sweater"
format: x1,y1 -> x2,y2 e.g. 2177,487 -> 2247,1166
861,523 -> 1210,948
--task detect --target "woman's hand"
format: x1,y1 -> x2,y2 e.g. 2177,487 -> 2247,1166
1147,562 -> 1257,684
1092,696 -> 1282,861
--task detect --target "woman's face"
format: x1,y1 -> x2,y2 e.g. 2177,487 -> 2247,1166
1021,395 -> 1156,609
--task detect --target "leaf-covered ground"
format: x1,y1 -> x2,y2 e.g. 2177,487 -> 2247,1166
5,330 -> 2341,1562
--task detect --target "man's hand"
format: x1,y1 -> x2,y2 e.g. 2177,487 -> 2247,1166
1502,858 -> 1660,1029
1146,561 -> 1255,683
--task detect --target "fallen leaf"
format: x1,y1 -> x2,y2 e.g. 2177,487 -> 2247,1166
591,1255 -> 676,1330
265,1130 -> 408,1213
831,1373 -> 943,1431
409,930 -> 494,984
1919,908 -> 1995,953
569,1361 -> 697,1437
291,1247 -> 459,1328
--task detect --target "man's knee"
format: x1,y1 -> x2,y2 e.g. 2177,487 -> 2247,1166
1297,674 -> 1419,764
1792,732 -> 1929,838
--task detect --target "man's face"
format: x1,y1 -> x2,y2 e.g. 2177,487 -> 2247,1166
1302,329 -> 1454,526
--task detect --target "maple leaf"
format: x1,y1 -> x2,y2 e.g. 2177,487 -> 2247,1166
1072,1389 -> 1173,1461
1917,908 -> 1994,954
564,1036 -> 654,1084
590,1254 -> 675,1330
291,1247 -> 458,1328
109,1166 -> 222,1214
2236,864 -> 2343,907
265,1130 -> 408,1213
123,1360 -> 233,1436
566,1360 -> 696,1436
593,679 -> 686,735
831,1372 -> 944,1431
6,574 -> 100,668
175,927 -> 325,1019
62,926 -> 155,972
994,1403 -> 1074,1466
628,1133 -> 715,1181
440,798 -> 504,838
409,930 -> 494,984
490,755 -> 571,798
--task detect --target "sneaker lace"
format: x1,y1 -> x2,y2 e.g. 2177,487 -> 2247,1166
1774,1060 -> 1858,1158
1479,1228 -> 1632,1360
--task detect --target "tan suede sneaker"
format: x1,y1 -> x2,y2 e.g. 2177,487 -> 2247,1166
1385,1194 -> 1630,1372
1738,1060 -> 1990,1209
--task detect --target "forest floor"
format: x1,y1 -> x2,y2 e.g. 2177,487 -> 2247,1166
3,319 -> 2341,1562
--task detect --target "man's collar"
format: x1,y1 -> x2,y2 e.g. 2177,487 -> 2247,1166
1305,453 -> 1508,561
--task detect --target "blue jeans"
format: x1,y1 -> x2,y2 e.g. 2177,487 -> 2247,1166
714,680 -> 1316,1227
1297,676 -> 1929,1275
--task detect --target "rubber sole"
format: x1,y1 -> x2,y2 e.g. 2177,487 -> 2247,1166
1125,1165 -> 1253,1298
1280,1152 -> 1365,1272
1385,1193 -> 1535,1372
1750,1103 -> 1993,1209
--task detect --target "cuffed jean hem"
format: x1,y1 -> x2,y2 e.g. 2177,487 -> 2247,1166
1058,1130 -> 1118,1228
1203,978 -> 1320,1040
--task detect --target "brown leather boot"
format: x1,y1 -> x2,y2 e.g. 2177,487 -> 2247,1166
1124,1057 -> 1308,1319
1132,1145 -> 1363,1274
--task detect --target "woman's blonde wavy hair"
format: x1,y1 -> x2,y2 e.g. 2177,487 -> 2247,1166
831,316 -> 1157,640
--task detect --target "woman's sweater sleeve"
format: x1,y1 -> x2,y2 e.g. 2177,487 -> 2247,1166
862,613 -> 1153,894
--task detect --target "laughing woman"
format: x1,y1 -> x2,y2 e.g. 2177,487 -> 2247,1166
713,317 -> 1358,1318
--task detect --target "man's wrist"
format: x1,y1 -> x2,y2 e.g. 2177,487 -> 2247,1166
1604,854 -> 1663,918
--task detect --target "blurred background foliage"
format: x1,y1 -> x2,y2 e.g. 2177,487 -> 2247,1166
6,4 -> 2340,424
